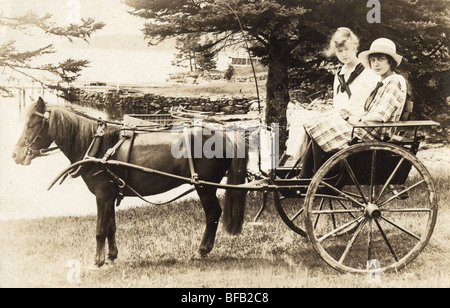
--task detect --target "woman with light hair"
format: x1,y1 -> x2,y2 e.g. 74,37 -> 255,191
325,27 -> 379,115
286,27 -> 378,161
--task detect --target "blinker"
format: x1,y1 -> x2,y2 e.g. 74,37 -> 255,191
34,110 -> 50,120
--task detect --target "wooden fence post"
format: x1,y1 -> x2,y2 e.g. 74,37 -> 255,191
18,88 -> 22,116
22,88 -> 26,109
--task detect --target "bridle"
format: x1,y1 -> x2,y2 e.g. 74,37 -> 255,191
24,109 -> 59,158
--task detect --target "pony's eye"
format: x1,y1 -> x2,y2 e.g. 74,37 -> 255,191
28,116 -> 42,127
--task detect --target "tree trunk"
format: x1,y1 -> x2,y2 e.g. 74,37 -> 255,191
265,43 -> 291,152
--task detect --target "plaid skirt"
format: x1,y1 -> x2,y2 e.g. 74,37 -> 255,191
304,113 -> 353,153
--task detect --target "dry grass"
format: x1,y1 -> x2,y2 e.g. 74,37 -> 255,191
135,81 -> 267,99
0,162 -> 449,288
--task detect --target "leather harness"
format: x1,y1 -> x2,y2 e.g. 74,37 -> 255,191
32,108 -> 199,207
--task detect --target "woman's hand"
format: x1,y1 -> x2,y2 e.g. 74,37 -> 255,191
347,115 -> 361,125
339,109 -> 351,121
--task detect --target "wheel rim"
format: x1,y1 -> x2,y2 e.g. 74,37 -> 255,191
304,142 -> 438,273
274,191 -> 307,237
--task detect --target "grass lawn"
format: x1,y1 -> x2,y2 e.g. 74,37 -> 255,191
0,159 -> 449,288
135,81 -> 267,99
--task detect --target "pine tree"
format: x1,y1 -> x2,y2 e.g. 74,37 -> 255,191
124,0 -> 449,147
195,40 -> 217,72
172,34 -> 201,72
172,34 -> 217,72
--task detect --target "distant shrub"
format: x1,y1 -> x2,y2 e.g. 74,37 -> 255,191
225,65 -> 235,81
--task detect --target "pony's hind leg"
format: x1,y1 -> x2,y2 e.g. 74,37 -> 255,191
95,194 -> 118,267
107,209 -> 118,264
193,186 -> 222,259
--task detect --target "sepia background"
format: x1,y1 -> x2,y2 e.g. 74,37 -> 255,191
0,0 -> 449,288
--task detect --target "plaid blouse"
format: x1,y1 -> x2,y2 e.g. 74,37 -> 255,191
305,74 -> 407,152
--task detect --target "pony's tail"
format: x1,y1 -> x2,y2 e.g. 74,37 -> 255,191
223,136 -> 249,235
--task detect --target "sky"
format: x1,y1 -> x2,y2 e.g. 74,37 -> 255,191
1,0 -> 176,83
3,0 -> 144,35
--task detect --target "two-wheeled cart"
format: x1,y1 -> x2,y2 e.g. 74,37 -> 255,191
52,109 -> 440,274
267,119 -> 439,273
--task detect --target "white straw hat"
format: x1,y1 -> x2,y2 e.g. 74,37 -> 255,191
358,38 -> 403,68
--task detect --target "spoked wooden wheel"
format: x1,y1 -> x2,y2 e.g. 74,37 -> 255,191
274,192 -> 307,237
304,142 -> 438,273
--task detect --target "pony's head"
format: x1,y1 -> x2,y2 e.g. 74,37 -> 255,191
12,97 -> 54,165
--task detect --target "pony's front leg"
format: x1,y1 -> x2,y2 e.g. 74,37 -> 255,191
95,195 -> 117,267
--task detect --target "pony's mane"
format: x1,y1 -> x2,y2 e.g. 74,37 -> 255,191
46,105 -> 119,161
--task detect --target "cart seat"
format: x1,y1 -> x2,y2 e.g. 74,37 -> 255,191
277,100 -> 439,182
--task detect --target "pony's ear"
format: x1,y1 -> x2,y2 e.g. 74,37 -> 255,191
36,97 -> 45,112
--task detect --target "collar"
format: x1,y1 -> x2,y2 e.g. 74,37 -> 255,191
379,73 -> 406,89
379,73 -> 397,83
339,61 -> 363,76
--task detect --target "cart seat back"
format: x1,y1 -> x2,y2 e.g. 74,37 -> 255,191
391,100 -> 414,142
400,100 -> 413,121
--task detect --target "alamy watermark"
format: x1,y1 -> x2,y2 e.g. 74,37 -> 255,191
66,0 -> 82,24
366,259 -> 382,284
367,0 -> 381,24
170,116 -> 280,167
66,259 -> 81,284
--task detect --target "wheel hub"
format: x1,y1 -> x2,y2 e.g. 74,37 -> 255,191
365,203 -> 381,219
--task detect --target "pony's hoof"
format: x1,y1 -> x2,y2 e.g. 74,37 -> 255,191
87,264 -> 103,272
106,258 -> 117,266
94,261 -> 104,268
87,261 -> 115,272
191,251 -> 207,260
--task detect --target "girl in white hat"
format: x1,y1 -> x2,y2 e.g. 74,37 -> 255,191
286,28 -> 378,161
357,38 -> 407,123
299,38 -> 408,177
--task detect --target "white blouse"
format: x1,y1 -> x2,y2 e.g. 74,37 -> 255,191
332,62 -> 380,117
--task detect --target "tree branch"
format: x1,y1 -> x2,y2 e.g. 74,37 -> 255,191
0,12 -> 105,42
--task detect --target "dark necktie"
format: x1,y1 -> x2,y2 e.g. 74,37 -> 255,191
337,63 -> 365,98
364,82 -> 384,111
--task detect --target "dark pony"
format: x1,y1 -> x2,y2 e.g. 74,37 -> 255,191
13,97 -> 249,266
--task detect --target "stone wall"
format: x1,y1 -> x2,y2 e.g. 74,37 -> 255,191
76,90 -> 257,116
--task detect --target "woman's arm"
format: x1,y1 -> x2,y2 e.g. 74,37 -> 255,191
347,113 -> 383,124
348,78 -> 406,124
366,79 -> 405,122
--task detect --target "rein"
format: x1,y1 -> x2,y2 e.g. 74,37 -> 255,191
43,105 -> 248,207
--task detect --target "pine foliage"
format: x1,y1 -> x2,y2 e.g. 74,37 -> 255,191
125,0 -> 449,139
0,11 -> 104,99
